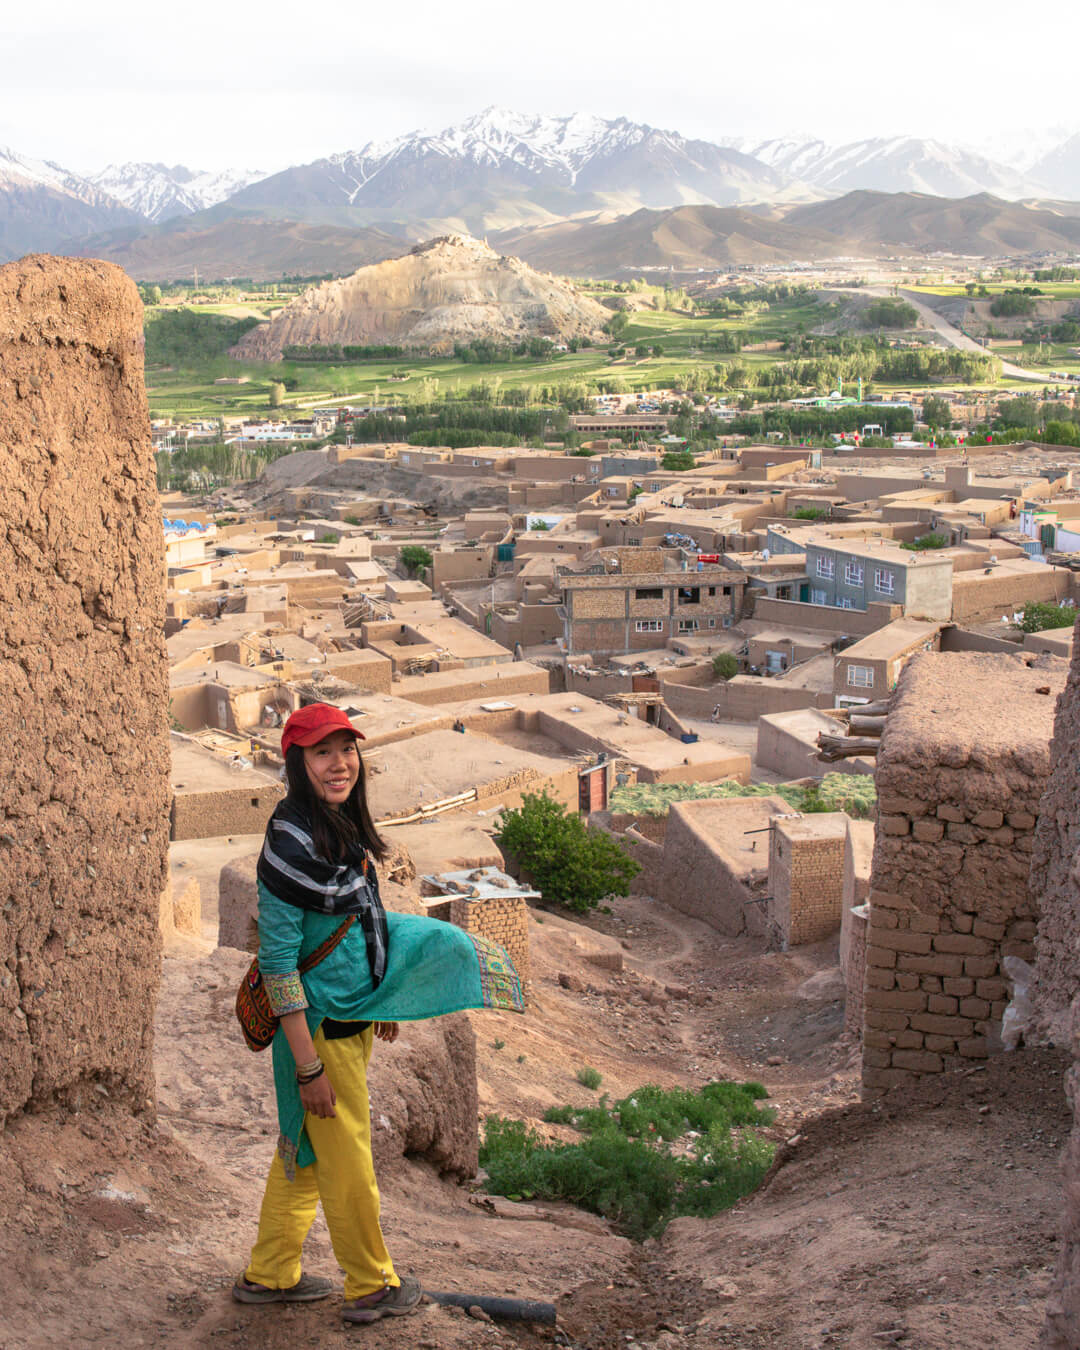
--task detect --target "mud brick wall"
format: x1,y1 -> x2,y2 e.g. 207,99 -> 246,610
450,896 -> 531,1002
1031,622 -> 1080,1350
844,905 -> 869,1035
768,815 -> 847,948
861,652 -> 1066,1099
170,782 -> 286,841
0,256 -> 169,1125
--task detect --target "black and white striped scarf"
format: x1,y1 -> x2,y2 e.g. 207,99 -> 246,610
257,799 -> 388,988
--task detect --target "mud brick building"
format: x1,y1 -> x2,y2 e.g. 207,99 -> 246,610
561,567 -> 746,656
861,651 -> 1068,1098
767,813 -> 848,948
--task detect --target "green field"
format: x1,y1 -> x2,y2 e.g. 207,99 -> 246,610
910,282 -> 1080,299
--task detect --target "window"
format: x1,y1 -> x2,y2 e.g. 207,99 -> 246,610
707,586 -> 716,596
816,554 -> 835,579
723,585 -> 732,596
837,597 -> 856,610
844,561 -> 864,585
678,618 -> 700,633
875,567 -> 895,595
635,587 -> 663,600
708,618 -> 716,627
847,665 -> 874,688
635,619 -> 663,633
810,588 -> 827,605
678,587 -> 700,604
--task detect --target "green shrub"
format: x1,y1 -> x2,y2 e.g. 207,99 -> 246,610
494,791 -> 640,913
482,1079 -> 775,1239
1015,601 -> 1077,633
790,506 -> 827,520
318,532 -> 339,544
609,774 -> 876,820
901,532 -> 948,551
711,652 -> 738,681
399,544 -> 433,575
576,1067 -> 603,1090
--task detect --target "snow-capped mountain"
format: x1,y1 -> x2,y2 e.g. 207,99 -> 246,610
89,162 -> 269,223
1030,134 -> 1080,201
0,146 -> 141,261
747,136 -> 1043,200
225,106 -> 787,225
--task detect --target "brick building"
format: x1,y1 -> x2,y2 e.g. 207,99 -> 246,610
561,567 -> 746,656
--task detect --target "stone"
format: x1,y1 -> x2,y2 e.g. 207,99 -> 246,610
972,809 -> 1004,829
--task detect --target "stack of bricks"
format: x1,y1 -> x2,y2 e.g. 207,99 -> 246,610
450,895 -> 532,1004
861,651 -> 1066,1098
767,814 -> 848,948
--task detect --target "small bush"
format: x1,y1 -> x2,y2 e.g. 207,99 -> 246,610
901,532 -> 948,551
712,652 -> 738,681
1015,601 -> 1077,633
577,1067 -> 603,1090
318,532 -> 340,544
790,506 -> 827,520
482,1079 -> 775,1240
495,791 -> 640,913
400,544 -> 433,576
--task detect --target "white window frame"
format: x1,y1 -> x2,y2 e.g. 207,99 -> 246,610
678,618 -> 700,633
847,665 -> 874,688
874,567 -> 895,595
634,619 -> 663,633
838,597 -> 856,610
816,554 -> 835,579
810,588 -> 828,606
844,560 -> 864,585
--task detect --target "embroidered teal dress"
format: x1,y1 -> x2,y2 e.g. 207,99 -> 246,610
257,880 -> 523,1177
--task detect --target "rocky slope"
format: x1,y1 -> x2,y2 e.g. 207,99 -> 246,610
231,233 -> 610,360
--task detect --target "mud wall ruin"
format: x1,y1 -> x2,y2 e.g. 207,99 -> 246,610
861,652 -> 1066,1098
1031,621 -> 1080,1350
0,256 -> 169,1125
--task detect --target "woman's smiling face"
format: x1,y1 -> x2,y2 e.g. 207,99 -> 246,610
302,729 -> 360,808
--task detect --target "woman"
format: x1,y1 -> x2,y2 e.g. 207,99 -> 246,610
233,703 -> 523,1325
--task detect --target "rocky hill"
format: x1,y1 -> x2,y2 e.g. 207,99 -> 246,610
230,233 -> 610,360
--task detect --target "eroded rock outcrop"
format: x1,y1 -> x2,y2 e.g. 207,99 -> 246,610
231,233 -> 610,360
0,255 -> 169,1124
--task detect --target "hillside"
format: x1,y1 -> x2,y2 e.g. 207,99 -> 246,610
495,204 -> 845,275
67,214 -> 406,281
230,233 -> 610,360
786,190 -> 1080,255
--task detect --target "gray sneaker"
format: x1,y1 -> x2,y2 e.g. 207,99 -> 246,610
233,1272 -> 334,1304
342,1274 -> 423,1324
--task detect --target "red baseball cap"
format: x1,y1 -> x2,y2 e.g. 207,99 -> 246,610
281,703 -> 365,755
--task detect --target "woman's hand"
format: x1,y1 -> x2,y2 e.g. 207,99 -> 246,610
299,1073 -> 337,1118
374,1022 -> 399,1043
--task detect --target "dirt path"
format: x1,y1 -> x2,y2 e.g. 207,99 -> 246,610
0,849 -> 1068,1349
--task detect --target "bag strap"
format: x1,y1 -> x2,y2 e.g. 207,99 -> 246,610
297,915 -> 356,975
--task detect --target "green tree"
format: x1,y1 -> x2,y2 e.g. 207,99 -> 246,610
494,791 -> 640,913
661,451 -> 694,470
606,312 -> 629,338
268,381 -> 286,408
922,396 -> 952,429
399,544 -> 433,576
711,652 -> 738,681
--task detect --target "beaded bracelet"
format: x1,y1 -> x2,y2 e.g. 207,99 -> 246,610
297,1064 -> 326,1085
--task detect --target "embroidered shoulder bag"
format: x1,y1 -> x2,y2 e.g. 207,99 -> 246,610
235,917 -> 355,1052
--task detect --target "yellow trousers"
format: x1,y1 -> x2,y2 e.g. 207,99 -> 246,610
245,1025 -> 400,1300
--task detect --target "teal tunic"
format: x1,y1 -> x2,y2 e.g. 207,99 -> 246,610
256,880 -> 523,1176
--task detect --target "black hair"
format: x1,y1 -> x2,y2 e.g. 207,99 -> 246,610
283,741 -> 387,863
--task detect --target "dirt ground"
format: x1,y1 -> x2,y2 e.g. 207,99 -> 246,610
0,840 -> 1069,1349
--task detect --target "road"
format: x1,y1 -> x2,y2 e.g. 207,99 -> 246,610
834,286 -> 1050,384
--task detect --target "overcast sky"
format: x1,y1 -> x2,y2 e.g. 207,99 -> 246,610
3,0 -> 1076,173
